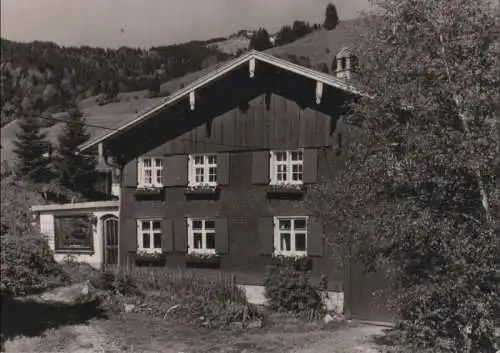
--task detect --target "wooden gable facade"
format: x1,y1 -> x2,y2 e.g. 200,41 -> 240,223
81,52 -> 361,290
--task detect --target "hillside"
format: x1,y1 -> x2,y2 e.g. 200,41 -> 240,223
0,38 -> 233,127
1,18 -> 364,165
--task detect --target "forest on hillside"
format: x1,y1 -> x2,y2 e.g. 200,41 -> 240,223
0,38 -> 232,127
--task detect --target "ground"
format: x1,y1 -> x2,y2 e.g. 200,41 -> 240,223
3,307 -> 386,353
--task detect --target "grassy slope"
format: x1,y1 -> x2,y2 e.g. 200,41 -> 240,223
1,19 -> 363,164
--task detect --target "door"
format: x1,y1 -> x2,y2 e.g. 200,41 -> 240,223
103,216 -> 119,266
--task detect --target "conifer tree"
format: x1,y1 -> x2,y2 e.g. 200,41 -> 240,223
54,106 -> 98,199
13,114 -> 52,184
323,3 -> 339,30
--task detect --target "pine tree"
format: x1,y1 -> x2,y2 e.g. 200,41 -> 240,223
249,28 -> 273,51
13,114 -> 52,184
55,106 -> 98,199
323,3 -> 339,30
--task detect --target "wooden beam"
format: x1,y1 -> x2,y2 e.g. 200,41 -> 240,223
315,81 -> 323,104
189,91 -> 195,111
249,58 -> 256,78
98,143 -> 104,162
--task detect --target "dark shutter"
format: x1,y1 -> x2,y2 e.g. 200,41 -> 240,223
174,218 -> 187,253
119,218 -> 137,267
215,217 -> 229,254
217,153 -> 230,185
162,218 -> 174,253
303,148 -> 318,184
123,159 -> 138,187
164,155 -> 188,186
258,216 -> 274,255
307,216 -> 324,257
252,150 -> 270,184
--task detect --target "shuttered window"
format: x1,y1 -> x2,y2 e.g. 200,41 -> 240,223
138,157 -> 164,188
187,218 -> 216,254
137,219 -> 162,253
270,149 -> 304,185
273,216 -> 307,257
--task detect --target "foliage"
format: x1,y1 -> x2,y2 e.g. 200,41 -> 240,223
264,259 -> 326,320
0,233 -> 68,296
12,114 -> 52,184
249,28 -> 273,51
274,21 -> 315,47
309,0 -> 499,351
94,268 -> 264,328
323,3 -> 340,30
54,106 -> 99,201
0,38 -> 231,126
91,269 -> 141,297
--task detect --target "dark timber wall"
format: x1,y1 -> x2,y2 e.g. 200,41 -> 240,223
111,63 -> 357,289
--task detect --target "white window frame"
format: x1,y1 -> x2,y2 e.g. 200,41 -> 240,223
273,216 -> 308,257
270,149 -> 304,185
187,218 -> 217,255
137,219 -> 162,253
137,157 -> 164,188
188,154 -> 218,187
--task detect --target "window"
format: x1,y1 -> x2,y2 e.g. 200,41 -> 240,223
137,219 -> 162,253
54,215 -> 93,252
187,218 -> 216,254
188,154 -> 217,186
270,150 -> 303,185
138,157 -> 163,188
274,217 -> 307,256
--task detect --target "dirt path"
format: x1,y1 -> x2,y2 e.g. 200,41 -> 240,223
289,324 -> 385,353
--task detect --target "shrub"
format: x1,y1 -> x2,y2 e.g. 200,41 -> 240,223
60,257 -> 100,284
128,269 -> 264,328
264,257 -> 326,319
91,269 -> 141,297
0,234 -> 68,296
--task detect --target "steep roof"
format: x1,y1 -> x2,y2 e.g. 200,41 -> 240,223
80,49 -> 364,151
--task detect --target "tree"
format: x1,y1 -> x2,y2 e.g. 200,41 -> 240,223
12,114 -> 52,184
249,28 -> 273,51
54,106 -> 98,200
309,0 -> 499,351
323,3 -> 339,30
146,75 -> 161,98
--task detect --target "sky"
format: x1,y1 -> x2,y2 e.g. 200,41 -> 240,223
1,0 -> 370,48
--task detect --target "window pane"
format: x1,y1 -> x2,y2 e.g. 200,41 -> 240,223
294,219 -> 306,230
208,167 -> 217,182
194,156 -> 203,165
156,169 -> 163,184
153,233 -> 162,248
195,167 -> 204,182
144,170 -> 152,184
295,233 -> 306,251
141,221 -> 150,230
291,151 -> 303,161
280,233 -> 291,251
152,221 -> 161,230
192,220 -> 202,229
275,152 -> 286,162
205,220 -> 215,230
208,155 -> 217,164
143,233 -> 150,248
194,233 -> 202,248
206,232 -> 215,249
279,220 -> 291,230
143,159 -> 151,167
155,159 -> 163,167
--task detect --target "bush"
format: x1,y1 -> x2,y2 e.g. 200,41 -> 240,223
125,269 -> 264,328
264,257 -> 326,319
0,234 -> 68,296
91,269 -> 141,297
60,256 -> 100,284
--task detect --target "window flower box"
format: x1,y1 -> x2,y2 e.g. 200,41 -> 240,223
270,253 -> 312,271
134,186 -> 163,199
185,251 -> 220,268
266,183 -> 305,198
134,251 -> 166,267
184,184 -> 219,200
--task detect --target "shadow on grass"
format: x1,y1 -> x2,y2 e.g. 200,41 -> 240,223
1,294 -> 107,343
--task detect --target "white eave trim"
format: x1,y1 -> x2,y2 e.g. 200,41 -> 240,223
30,200 -> 120,212
79,50 -> 367,152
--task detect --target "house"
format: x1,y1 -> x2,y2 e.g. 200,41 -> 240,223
78,49 -> 365,314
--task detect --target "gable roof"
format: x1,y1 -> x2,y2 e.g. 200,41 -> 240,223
79,49 -> 365,152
